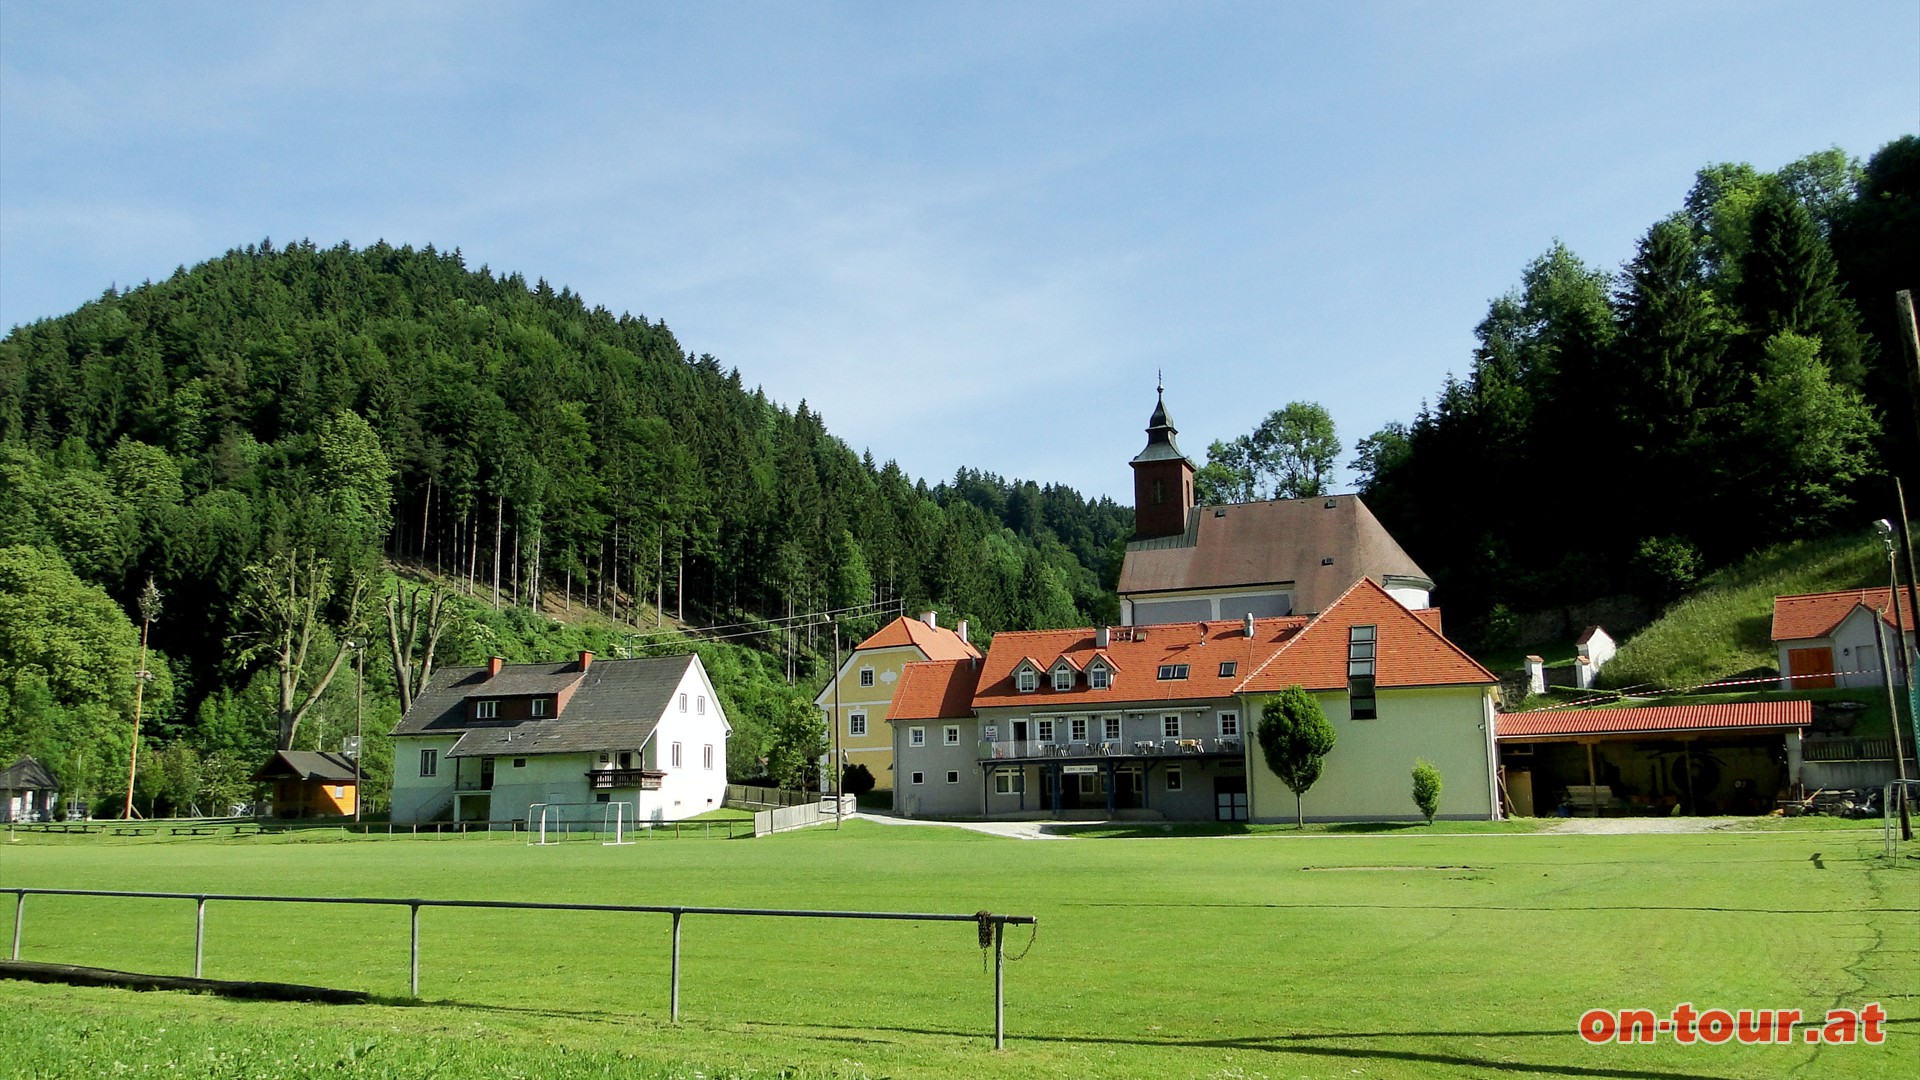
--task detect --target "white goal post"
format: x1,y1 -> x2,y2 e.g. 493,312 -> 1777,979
603,799 -> 636,846
525,802 -> 604,845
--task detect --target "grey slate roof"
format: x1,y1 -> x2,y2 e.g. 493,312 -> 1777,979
392,655 -> 704,758
0,756 -> 59,791
253,751 -> 358,783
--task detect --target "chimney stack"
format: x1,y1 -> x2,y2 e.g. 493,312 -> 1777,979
579,650 -> 594,672
920,610 -> 938,629
957,619 -> 969,644
1244,613 -> 1255,639
1095,626 -> 1110,649
487,656 -> 505,678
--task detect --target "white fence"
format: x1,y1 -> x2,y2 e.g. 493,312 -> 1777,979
753,795 -> 855,837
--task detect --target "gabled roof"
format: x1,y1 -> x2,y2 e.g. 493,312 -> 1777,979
394,654 -> 717,758
1771,588 -> 1914,642
0,756 -> 59,791
252,750 -> 358,783
851,615 -> 982,661
974,618 -> 1308,709
891,660 -> 981,721
1117,494 -> 1430,615
1236,578 -> 1496,693
1498,700 -> 1812,738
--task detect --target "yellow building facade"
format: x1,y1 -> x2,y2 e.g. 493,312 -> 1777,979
816,612 -> 979,790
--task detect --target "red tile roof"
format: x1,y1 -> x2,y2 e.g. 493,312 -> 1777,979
1236,578 -> 1497,693
1497,700 -> 1813,738
1771,588 -> 1913,642
890,659 -> 981,721
853,615 -> 982,661
975,618 -> 1308,708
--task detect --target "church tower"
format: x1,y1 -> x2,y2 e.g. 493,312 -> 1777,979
1130,383 -> 1195,540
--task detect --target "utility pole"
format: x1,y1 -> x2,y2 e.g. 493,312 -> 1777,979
352,640 -> 365,824
123,579 -> 161,820
832,621 -> 843,831
1873,519 -> 1914,840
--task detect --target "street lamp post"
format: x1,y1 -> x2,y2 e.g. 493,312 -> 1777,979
1871,520 -> 1914,840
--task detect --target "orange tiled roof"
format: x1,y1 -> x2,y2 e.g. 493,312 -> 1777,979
1771,588 -> 1913,642
1498,700 -> 1812,738
974,618 -> 1307,708
890,659 -> 981,721
853,615 -> 982,661
1236,578 -> 1496,693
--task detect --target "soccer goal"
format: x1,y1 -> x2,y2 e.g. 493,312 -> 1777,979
602,799 -> 637,846
525,802 -> 601,845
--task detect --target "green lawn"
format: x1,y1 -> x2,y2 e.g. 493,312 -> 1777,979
1,822 -> 1914,1079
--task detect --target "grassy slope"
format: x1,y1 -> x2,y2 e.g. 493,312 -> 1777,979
2,824 -> 1913,1079
1598,528 -> 1894,693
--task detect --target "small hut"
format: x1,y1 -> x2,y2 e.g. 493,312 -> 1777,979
252,751 -> 358,818
1,756 -> 61,822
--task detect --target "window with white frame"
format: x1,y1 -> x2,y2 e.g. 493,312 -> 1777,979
419,748 -> 438,777
671,742 -> 683,768
1103,716 -> 1121,740
1166,765 -> 1183,791
697,695 -> 706,715
944,725 -> 960,745
859,668 -> 874,688
1219,712 -> 1240,737
1052,665 -> 1074,691
911,771 -> 924,785
1163,715 -> 1181,738
474,700 -> 497,719
910,727 -> 925,747
678,693 -> 688,713
1070,717 -> 1088,742
849,713 -> 867,737
703,744 -> 714,770
1016,666 -> 1038,692
946,770 -> 960,784
529,697 -> 549,717
1218,661 -> 1237,678
1089,664 -> 1110,690
994,771 -> 1025,795
1036,718 -> 1054,741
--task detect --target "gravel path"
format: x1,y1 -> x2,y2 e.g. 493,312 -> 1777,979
1538,815 -> 1758,835
848,812 -> 1069,839
851,810 -> 1773,839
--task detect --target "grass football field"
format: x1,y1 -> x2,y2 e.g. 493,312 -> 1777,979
0,820 -> 1914,1079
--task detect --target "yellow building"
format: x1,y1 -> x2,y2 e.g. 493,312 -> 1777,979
816,612 -> 980,790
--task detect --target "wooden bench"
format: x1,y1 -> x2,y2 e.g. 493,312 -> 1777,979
1562,784 -> 1624,816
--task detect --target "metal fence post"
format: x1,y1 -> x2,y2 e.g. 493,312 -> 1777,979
194,897 -> 207,977
10,891 -> 21,960
669,910 -> 683,1023
410,903 -> 421,997
994,921 -> 1007,1049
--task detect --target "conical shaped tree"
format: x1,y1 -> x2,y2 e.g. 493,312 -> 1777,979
1256,686 -> 1336,828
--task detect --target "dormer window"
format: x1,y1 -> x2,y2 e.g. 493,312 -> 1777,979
1016,666 -> 1038,693
1052,665 -> 1074,691
1089,664 -> 1111,690
530,697 -> 549,717
474,699 -> 498,719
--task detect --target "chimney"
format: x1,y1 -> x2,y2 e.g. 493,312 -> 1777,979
1095,626 -> 1110,649
487,656 -> 504,678
579,650 -> 594,672
1244,613 -> 1255,638
957,619 -> 969,644
920,611 -> 938,629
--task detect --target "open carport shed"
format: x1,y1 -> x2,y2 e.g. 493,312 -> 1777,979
1497,701 -> 1811,817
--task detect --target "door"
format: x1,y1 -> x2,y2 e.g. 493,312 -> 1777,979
1011,720 -> 1030,759
1787,647 -> 1836,689
1214,775 -> 1248,821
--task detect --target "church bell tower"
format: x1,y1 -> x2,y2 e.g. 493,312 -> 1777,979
1130,382 -> 1195,541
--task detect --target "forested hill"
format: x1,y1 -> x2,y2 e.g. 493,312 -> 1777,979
0,240 -> 1131,808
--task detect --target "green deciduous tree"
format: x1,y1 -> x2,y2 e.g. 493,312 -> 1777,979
1411,759 -> 1442,824
764,693 -> 828,791
1256,686 -> 1336,828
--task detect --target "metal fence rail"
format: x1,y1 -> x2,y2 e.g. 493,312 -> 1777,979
2,887 -> 1037,1047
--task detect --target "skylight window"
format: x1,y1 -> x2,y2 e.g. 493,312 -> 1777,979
1156,664 -> 1189,680
1218,661 -> 1237,678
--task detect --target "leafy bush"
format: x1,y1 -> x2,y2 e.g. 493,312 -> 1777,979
1411,760 -> 1443,824
841,763 -> 876,796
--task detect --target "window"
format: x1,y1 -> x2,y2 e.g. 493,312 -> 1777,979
911,771 -> 925,785
599,752 -> 611,764
530,697 -> 549,717
1036,719 -> 1054,741
1016,667 -> 1038,693
1103,717 -> 1121,740
419,749 -> 438,778
671,742 -> 684,768
678,693 -> 689,713
849,713 -> 868,737
703,744 -> 714,770
944,725 -> 961,745
1219,712 -> 1240,737
1089,664 -> 1110,690
474,700 -> 497,719
994,771 -> 1025,795
946,771 -> 960,784
595,792 -> 610,803
513,758 -> 527,768
1070,718 -> 1088,742
334,786 -> 346,799
859,668 -> 874,688
697,695 -> 706,715
1163,715 -> 1181,738
1156,664 -> 1189,680
1077,773 -> 1102,796
1166,766 -> 1183,792
1349,625 -> 1378,719
1052,666 -> 1074,691
909,727 -> 926,747
1218,661 -> 1237,678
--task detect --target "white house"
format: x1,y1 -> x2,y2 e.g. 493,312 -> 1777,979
391,651 -> 730,826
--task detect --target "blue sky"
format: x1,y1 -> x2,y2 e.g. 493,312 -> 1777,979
2,2 -> 1914,501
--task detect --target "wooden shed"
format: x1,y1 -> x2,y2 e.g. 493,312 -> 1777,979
252,751 -> 358,818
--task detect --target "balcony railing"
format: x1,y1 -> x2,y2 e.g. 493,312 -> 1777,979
587,769 -> 665,790
978,737 -> 1242,762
